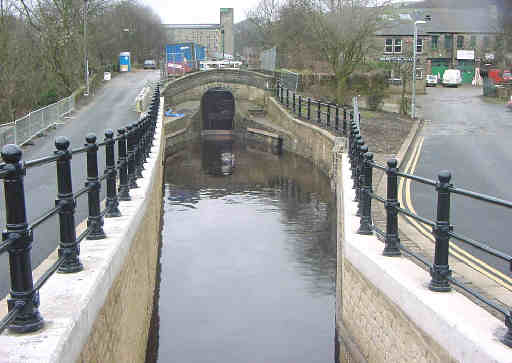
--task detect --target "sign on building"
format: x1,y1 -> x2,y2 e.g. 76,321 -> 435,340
457,50 -> 475,60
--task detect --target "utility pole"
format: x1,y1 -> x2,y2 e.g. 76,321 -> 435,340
83,0 -> 89,96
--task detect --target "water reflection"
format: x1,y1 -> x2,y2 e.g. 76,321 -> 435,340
153,138 -> 336,363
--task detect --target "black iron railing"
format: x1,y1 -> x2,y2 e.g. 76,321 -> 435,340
0,85 -> 161,334
275,82 -> 351,136
347,115 -> 512,348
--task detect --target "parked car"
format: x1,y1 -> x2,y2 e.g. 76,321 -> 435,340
503,70 -> 512,83
143,59 -> 156,69
426,74 -> 438,87
442,69 -> 462,87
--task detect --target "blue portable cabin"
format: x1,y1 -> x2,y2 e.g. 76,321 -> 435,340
119,52 -> 131,72
166,43 -> 206,72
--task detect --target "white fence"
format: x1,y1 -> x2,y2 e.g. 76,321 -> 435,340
0,95 -> 75,148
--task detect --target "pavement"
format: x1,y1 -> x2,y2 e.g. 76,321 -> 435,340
0,70 -> 160,299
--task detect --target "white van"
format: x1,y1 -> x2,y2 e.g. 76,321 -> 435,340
442,69 -> 462,87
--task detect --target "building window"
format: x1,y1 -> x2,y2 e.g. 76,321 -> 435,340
416,68 -> 424,79
457,35 -> 464,48
394,38 -> 402,53
470,35 -> 476,47
431,35 -> 439,50
385,38 -> 393,53
445,35 -> 453,49
416,38 -> 423,53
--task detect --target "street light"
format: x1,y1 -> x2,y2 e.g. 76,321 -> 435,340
83,0 -> 89,96
411,20 -> 426,119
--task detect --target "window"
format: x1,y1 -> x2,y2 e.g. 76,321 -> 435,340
431,35 -> 439,50
394,38 -> 402,53
470,36 -> 476,47
384,38 -> 402,53
445,35 -> 453,49
457,35 -> 464,48
385,38 -> 393,53
416,38 -> 423,53
415,68 -> 424,79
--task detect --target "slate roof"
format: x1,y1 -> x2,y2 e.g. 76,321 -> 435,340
376,8 -> 499,36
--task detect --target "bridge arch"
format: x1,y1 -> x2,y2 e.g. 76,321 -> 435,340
201,87 -> 235,131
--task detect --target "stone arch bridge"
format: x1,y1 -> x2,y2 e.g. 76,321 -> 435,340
161,69 -> 275,132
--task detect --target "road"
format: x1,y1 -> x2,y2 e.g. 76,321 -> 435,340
0,70 -> 160,299
404,85 -> 512,289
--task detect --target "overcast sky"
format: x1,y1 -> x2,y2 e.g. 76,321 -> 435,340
144,0 -> 422,25
144,0 -> 259,25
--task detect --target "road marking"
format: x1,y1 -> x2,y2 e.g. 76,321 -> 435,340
399,136 -> 512,291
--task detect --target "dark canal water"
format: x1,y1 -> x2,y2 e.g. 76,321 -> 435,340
151,137 -> 337,363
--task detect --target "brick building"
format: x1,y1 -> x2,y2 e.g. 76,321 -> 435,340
163,8 -> 234,59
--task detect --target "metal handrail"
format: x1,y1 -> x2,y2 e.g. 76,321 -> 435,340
347,112 -> 512,347
0,86 -> 161,335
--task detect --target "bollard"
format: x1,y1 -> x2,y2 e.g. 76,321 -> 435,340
383,159 -> 401,256
85,133 -> 106,239
307,98 -> 311,121
104,129 -> 121,217
117,128 -> 131,201
126,125 -> 138,189
2,144 -> 44,333
298,96 -> 302,118
357,152 -> 373,235
55,136 -> 83,273
429,171 -> 452,292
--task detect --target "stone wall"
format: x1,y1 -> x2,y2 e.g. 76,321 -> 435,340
0,100 -> 165,363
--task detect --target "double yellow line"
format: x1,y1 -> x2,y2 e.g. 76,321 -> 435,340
398,136 -> 512,291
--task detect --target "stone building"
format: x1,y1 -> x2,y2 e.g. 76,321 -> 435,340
376,7 -> 500,84
163,8 -> 234,59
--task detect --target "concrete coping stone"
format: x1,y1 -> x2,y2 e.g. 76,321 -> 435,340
341,154 -> 511,362
247,127 -> 280,139
0,98 -> 164,363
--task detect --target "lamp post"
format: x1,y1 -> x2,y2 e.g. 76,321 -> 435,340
83,0 -> 89,96
411,20 -> 426,119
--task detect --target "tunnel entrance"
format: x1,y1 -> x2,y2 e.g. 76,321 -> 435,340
201,87 -> 235,131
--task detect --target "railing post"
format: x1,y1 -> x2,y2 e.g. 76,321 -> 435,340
383,159 -> 401,256
356,143 -> 367,213
126,125 -> 138,189
135,122 -> 144,178
317,101 -> 321,124
429,171 -> 452,292
85,133 -> 106,239
280,85 -> 284,104
2,144 -> 44,333
298,96 -> 302,118
307,98 -> 311,121
358,152 -> 373,235
504,313 -> 512,347
343,108 -> 347,135
335,105 -> 339,132
104,129 -> 121,217
286,89 -> 289,108
292,93 -> 296,114
117,128 -> 131,201
55,136 -> 83,273
327,105 -> 331,127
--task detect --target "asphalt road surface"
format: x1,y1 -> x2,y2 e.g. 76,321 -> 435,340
0,70 -> 160,299
407,85 -> 512,288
